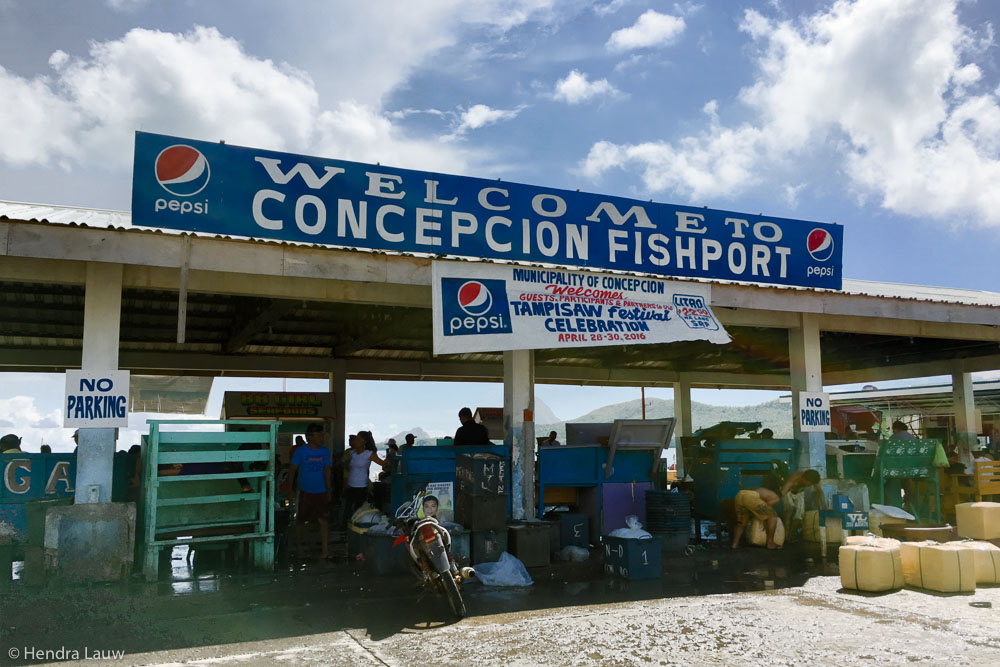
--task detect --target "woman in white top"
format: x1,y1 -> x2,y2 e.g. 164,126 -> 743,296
343,432 -> 385,520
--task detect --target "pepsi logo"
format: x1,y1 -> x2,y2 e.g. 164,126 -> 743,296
807,228 -> 834,262
457,281 -> 493,316
155,145 -> 210,197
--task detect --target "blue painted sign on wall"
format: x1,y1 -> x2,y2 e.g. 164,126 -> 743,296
1,454 -> 76,541
132,132 -> 843,289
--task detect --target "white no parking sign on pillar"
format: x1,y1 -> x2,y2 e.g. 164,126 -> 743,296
64,370 -> 130,428
797,391 -> 831,433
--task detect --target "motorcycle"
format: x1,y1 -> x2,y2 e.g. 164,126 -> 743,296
393,486 -> 475,619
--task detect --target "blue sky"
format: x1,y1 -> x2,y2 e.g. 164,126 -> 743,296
1,1 -> 998,450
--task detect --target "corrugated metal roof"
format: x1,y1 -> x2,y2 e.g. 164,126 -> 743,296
839,280 -> 1000,308
2,199 -> 999,309
0,200 -> 132,228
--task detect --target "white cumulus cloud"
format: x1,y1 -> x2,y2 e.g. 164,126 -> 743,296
452,103 -> 524,136
607,10 -> 685,52
0,396 -> 70,452
0,26 -> 480,175
552,70 -> 619,104
583,0 -> 1000,227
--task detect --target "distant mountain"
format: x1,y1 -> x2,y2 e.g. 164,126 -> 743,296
387,426 -> 434,446
537,397 -> 793,443
534,398 -> 560,425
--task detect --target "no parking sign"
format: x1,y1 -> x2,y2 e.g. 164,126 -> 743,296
63,370 -> 130,428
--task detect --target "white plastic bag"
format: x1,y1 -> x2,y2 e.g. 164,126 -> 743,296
474,552 -> 534,587
558,545 -> 590,562
350,503 -> 384,528
608,515 -> 653,539
366,521 -> 400,536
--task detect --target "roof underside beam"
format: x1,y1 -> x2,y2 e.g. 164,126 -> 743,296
1,346 -> 997,389
3,220 -> 999,326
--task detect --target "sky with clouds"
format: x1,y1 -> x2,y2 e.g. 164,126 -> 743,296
1,0 -> 998,450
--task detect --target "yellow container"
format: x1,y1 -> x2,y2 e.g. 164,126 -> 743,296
899,541 -> 976,592
748,517 -> 785,547
955,502 -> 1000,541
944,541 -> 1000,584
839,543 -> 903,592
803,510 -> 820,542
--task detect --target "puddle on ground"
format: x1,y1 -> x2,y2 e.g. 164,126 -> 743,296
10,538 -> 838,610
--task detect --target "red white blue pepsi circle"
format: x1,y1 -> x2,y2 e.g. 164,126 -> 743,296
457,281 -> 493,316
807,228 -> 834,262
155,145 -> 210,197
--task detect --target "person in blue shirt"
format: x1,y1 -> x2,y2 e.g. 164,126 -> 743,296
289,423 -> 333,560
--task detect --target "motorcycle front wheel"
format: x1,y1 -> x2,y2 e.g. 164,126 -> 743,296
441,574 -> 466,619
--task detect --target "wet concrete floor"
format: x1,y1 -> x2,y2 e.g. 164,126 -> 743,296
2,543 -> 998,666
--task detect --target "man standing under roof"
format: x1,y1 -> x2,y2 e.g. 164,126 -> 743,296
453,407 -> 490,446
289,423 -> 333,560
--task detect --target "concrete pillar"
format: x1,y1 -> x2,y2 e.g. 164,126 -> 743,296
330,360 -> 347,458
74,262 -> 123,504
672,379 -> 692,479
504,350 -> 535,520
789,313 -> 826,476
952,371 -> 977,471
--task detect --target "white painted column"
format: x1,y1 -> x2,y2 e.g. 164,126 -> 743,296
673,379 -> 692,479
75,262 -> 123,504
789,313 -> 826,476
504,350 -> 535,519
952,371 -> 977,472
330,360 -> 347,458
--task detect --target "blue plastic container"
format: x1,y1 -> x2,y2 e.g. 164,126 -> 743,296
832,493 -> 853,512
558,512 -> 590,548
603,535 -> 662,580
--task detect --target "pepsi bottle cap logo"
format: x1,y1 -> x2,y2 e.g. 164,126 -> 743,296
155,144 -> 211,197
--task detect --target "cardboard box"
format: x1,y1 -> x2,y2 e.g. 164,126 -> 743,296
900,541 -> 976,592
839,543 -> 903,592
956,502 -> 1000,541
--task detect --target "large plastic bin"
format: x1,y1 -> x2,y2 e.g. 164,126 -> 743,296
604,536 -> 662,580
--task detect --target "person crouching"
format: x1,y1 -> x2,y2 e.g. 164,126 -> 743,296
730,487 -> 781,549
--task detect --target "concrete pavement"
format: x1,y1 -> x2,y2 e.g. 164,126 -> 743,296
3,546 -> 999,666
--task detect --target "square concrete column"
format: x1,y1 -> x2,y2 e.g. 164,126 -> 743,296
329,360 -> 347,458
952,371 -> 977,471
504,350 -> 535,520
74,262 -> 124,504
789,313 -> 826,476
672,379 -> 692,479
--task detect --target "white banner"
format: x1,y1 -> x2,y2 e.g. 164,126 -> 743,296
432,261 -> 730,354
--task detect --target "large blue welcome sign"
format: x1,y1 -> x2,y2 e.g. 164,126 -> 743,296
132,132 -> 843,289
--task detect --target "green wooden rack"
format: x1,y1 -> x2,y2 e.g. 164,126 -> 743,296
138,419 -> 278,581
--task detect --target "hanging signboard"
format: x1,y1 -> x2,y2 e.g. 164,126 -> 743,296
798,391 -> 832,433
221,391 -> 337,419
431,261 -> 730,354
132,131 -> 843,289
64,370 -> 130,428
